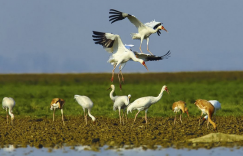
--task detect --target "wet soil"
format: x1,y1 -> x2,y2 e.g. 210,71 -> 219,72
1,116 -> 243,149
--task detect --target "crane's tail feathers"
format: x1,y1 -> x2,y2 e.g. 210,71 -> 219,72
109,9 -> 127,24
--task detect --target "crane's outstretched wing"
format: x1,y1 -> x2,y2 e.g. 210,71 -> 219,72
92,31 -> 126,54
133,50 -> 171,61
109,9 -> 144,29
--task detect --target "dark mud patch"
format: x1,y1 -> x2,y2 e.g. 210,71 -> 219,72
1,116 -> 243,149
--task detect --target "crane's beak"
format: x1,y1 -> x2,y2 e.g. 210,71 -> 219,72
186,111 -> 189,117
107,87 -> 111,90
162,26 -> 168,32
142,62 -> 149,71
165,88 -> 169,94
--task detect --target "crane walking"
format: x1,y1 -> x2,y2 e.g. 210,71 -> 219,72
127,85 -> 169,124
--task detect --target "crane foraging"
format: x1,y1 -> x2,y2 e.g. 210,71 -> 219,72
2,97 -> 15,125
50,98 -> 65,125
172,101 -> 189,124
92,31 -> 170,89
74,95 -> 96,125
109,9 -> 168,55
200,100 -> 221,127
194,99 -> 217,130
127,85 -> 169,124
108,84 -> 131,124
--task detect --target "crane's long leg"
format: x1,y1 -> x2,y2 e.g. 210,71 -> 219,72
180,113 -> 182,123
118,107 -> 122,124
139,38 -> 144,53
111,64 -> 116,82
61,109 -> 65,126
146,38 -> 153,55
198,112 -> 203,126
83,108 -> 87,125
53,109 -> 55,122
133,110 -> 140,124
123,109 -> 127,124
207,118 -> 209,129
6,109 -> 8,124
174,113 -> 177,125
145,109 -> 148,124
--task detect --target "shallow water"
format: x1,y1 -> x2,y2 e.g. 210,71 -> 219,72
1,145 -> 243,156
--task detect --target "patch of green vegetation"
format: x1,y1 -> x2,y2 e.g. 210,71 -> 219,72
0,72 -> 243,119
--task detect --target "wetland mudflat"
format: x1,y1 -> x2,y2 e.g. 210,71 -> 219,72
1,116 -> 243,149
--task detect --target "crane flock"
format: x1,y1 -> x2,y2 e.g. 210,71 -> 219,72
1,9 -> 222,132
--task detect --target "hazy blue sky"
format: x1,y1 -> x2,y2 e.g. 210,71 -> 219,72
0,0 -> 242,73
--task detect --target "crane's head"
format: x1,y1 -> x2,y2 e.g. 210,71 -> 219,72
160,25 -> 168,32
162,85 -> 169,94
128,94 -> 131,99
185,107 -> 189,117
107,84 -> 115,90
140,60 -> 149,71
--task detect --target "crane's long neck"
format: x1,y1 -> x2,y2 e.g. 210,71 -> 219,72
88,109 -> 96,121
110,88 -> 116,101
151,89 -> 165,104
8,108 -> 14,120
130,53 -> 142,63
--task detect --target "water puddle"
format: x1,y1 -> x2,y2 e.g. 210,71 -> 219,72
1,144 -> 243,156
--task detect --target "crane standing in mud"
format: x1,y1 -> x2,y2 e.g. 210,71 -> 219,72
194,99 -> 217,130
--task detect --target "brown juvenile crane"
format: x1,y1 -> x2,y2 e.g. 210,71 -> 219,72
194,99 -> 217,130
50,98 -> 65,125
172,101 -> 189,124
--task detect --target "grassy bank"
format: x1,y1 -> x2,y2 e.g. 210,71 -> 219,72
0,72 -> 243,119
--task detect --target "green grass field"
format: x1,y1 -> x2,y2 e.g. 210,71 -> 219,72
0,72 -> 243,119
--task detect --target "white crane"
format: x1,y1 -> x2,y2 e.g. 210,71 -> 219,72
74,95 -> 96,125
2,97 -> 15,125
201,100 -> 221,127
109,9 -> 168,55
92,31 -> 170,89
108,84 -> 131,124
50,98 -> 65,125
127,85 -> 169,124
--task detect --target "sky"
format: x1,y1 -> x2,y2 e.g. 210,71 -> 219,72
0,0 -> 243,73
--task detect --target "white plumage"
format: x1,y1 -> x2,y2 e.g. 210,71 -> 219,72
203,100 -> 221,120
2,97 -> 15,125
92,31 -> 170,89
109,9 -> 168,55
108,84 -> 131,124
127,85 -> 169,124
74,95 -> 96,124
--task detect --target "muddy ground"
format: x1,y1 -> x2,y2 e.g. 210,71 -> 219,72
1,116 -> 243,149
